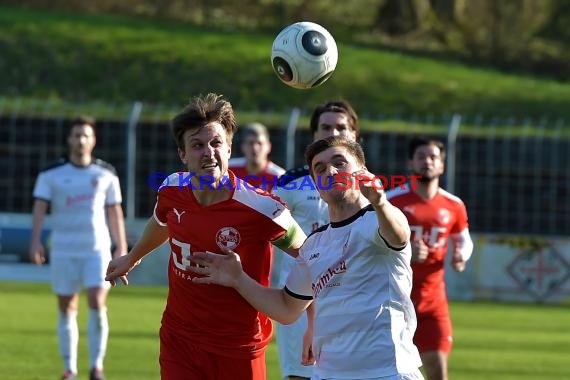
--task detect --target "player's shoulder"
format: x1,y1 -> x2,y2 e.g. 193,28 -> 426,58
234,181 -> 290,219
38,157 -> 68,174
277,165 -> 310,187
386,183 -> 413,200
92,158 -> 118,175
437,188 -> 465,206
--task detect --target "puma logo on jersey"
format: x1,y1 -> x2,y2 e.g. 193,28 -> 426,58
403,206 -> 414,215
272,205 -> 282,216
173,208 -> 186,223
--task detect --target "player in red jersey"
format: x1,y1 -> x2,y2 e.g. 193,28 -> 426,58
105,93 -> 306,380
229,122 -> 285,192
387,136 -> 473,380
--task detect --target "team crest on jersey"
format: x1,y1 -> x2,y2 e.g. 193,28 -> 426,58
91,176 -> 99,188
438,208 -> 450,224
216,227 -> 241,250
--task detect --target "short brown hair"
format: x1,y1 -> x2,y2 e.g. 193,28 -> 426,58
68,115 -> 96,135
305,136 -> 366,176
309,100 -> 360,140
171,93 -> 237,150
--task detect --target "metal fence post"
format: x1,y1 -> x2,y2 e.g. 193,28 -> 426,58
285,107 -> 300,169
125,101 -> 143,221
446,113 -> 462,194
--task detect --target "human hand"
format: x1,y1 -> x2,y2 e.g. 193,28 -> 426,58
301,325 -> 315,366
411,239 -> 429,263
105,254 -> 140,286
188,247 -> 244,288
29,243 -> 46,266
352,169 -> 386,207
451,248 -> 466,272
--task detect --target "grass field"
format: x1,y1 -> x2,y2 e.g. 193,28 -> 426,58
1,5 -> 570,120
1,281 -> 569,380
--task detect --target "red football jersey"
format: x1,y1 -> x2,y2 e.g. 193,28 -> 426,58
228,158 -> 285,192
154,171 -> 296,359
388,184 -> 468,315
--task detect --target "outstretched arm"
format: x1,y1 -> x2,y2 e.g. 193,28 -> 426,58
105,217 -> 168,286
189,248 -> 311,324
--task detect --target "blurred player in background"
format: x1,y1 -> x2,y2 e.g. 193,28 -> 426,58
229,122 -> 285,192
29,116 -> 128,380
273,100 -> 360,379
387,136 -> 474,380
189,136 -> 424,380
105,93 -> 306,380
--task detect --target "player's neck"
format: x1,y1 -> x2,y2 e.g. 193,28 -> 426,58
246,160 -> 267,175
327,196 -> 369,223
69,153 -> 92,167
414,179 -> 439,200
191,186 -> 231,207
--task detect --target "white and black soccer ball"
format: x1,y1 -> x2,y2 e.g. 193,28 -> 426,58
271,21 -> 338,89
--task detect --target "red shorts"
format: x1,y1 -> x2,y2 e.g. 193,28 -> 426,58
159,327 -> 266,380
413,312 -> 453,353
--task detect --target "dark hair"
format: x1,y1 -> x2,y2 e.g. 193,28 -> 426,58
408,136 -> 446,160
305,136 -> 365,175
171,93 -> 237,150
309,100 -> 360,140
68,115 -> 96,135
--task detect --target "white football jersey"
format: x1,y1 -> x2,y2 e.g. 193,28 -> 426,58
33,158 -> 122,257
273,166 -> 329,286
285,205 -> 422,379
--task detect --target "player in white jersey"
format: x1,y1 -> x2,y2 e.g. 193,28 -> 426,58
272,100 -> 360,379
190,136 -> 424,380
29,116 -> 128,380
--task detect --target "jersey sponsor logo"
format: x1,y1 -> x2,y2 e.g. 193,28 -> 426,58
410,225 -> 447,249
66,193 -> 94,206
216,227 -> 241,250
306,195 -> 320,200
312,260 -> 347,298
173,208 -> 186,223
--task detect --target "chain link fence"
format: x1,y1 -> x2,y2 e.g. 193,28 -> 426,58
1,101 -> 568,237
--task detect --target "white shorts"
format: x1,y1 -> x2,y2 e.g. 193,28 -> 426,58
311,368 -> 424,380
50,253 -> 111,295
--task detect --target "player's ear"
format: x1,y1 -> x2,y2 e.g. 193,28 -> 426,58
178,148 -> 187,165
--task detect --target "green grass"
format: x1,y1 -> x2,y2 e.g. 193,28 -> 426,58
1,282 -> 569,380
0,282 -> 281,380
1,5 -> 570,120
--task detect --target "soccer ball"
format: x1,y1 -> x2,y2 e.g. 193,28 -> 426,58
271,21 -> 338,89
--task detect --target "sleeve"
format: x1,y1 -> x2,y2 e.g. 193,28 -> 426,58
33,172 -> 51,201
273,185 -> 295,212
450,200 -> 469,234
152,182 -> 169,226
272,218 -> 305,251
284,255 -> 313,299
105,174 -> 122,205
450,228 -> 474,261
